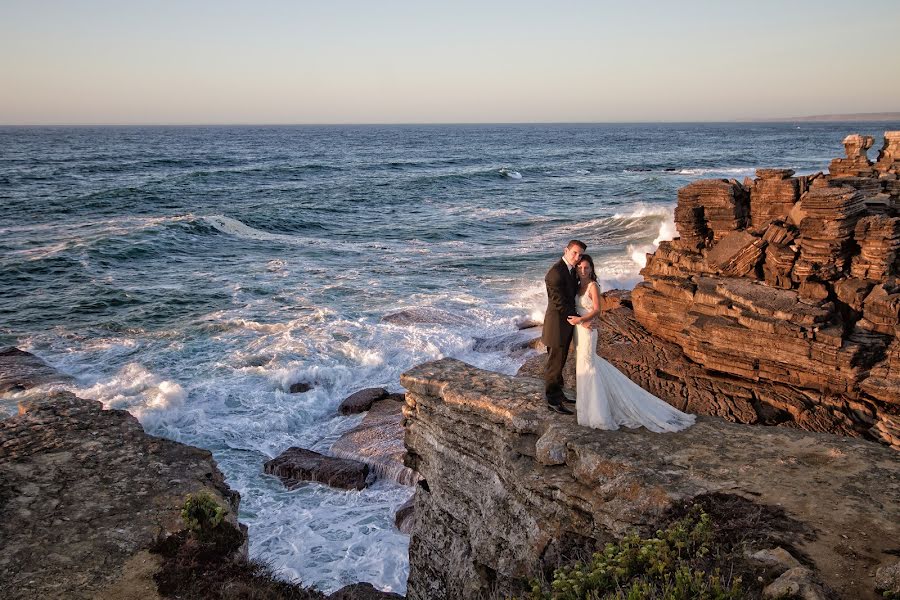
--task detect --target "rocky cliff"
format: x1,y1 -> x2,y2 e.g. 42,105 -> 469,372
0,390 -> 246,599
631,132 -> 900,447
521,132 -> 900,450
400,358 -> 900,600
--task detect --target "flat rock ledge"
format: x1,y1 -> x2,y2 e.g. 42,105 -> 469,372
264,447 -> 372,491
400,358 -> 900,600
0,391 -> 244,600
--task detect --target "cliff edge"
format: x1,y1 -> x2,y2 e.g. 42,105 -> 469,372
401,358 -> 900,599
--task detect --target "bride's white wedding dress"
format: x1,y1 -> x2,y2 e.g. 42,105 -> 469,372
574,288 -> 695,432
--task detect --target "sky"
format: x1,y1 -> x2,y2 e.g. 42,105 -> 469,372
1,0 -> 899,125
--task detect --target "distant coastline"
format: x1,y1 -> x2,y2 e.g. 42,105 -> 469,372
745,111 -> 900,122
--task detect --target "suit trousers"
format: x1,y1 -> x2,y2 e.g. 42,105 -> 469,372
544,342 -> 571,402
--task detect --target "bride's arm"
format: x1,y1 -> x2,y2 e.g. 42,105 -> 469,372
571,282 -> 602,325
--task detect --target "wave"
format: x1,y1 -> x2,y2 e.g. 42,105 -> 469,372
498,168 -> 522,179
675,167 -> 756,177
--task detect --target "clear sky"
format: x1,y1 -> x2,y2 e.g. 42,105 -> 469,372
1,0 -> 898,125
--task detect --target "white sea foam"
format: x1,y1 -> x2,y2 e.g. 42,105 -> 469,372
676,167 -> 756,177
75,362 -> 186,423
498,168 -> 522,179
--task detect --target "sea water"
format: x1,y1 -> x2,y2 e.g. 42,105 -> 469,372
1,122 -> 895,593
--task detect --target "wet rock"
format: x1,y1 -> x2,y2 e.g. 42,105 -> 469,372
515,317 -> 542,330
0,347 -> 72,394
472,329 -> 541,354
330,399 -> 418,486
328,582 -> 404,600
264,447 -> 371,491
382,307 -> 470,326
338,388 -> 389,415
289,381 -> 313,394
394,497 -> 415,534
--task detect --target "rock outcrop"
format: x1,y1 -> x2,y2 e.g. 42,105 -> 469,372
0,347 -> 72,394
264,447 -> 372,491
338,387 -> 389,415
627,132 -> 900,448
400,358 -> 900,600
0,391 -> 244,600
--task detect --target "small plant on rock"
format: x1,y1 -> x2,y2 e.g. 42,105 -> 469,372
181,490 -> 227,538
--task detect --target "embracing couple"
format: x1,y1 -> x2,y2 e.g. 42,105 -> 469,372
542,240 -> 695,432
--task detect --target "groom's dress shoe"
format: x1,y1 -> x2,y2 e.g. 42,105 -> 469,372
562,394 -> 576,404
547,403 -> 573,415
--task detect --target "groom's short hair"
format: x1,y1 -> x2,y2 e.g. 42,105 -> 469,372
567,239 -> 587,251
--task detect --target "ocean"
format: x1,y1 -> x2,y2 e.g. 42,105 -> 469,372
1,122 -> 896,593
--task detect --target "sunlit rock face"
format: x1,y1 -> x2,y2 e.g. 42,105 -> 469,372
400,358 -> 899,600
629,132 -> 899,448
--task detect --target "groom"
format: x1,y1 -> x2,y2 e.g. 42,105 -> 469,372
542,239 -> 587,414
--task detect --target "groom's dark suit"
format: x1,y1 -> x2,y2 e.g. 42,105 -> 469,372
543,258 -> 578,404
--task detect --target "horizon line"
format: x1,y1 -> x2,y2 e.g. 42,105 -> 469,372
2,117 -> 900,128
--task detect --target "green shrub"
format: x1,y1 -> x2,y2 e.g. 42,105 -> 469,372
520,509 -> 743,600
181,491 -> 227,537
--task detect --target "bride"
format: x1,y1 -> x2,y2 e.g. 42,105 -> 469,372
566,255 -> 695,432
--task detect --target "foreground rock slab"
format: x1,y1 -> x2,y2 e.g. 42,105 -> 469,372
401,358 -> 900,600
264,447 -> 371,490
0,392 -> 243,600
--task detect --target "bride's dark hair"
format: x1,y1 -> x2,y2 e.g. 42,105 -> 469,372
577,254 -> 598,283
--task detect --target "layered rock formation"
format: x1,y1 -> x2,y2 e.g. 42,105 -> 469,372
630,132 -> 900,447
400,358 -> 900,600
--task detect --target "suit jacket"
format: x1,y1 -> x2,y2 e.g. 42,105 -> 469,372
542,259 -> 578,347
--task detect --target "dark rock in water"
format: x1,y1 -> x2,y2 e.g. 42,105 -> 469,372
394,497 -> 415,534
382,307 -> 470,326
472,329 -> 541,354
339,387 -> 389,415
385,392 -> 406,403
328,582 -> 404,599
330,399 -> 419,486
0,347 -> 72,394
264,447 -> 371,491
289,381 -> 313,394
0,391 -> 244,598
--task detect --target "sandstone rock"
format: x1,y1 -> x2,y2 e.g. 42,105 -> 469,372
0,347 -> 72,394
762,566 -> 828,600
851,215 -> 900,280
263,447 -> 371,491
875,131 -> 900,175
394,497 -> 415,534
751,173 -> 800,231
338,387 -> 389,414
401,358 -> 900,600
0,392 -> 244,599
675,179 -> 749,247
830,134 -> 876,177
290,381 -> 313,394
330,399 -> 418,486
875,560 -> 900,596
